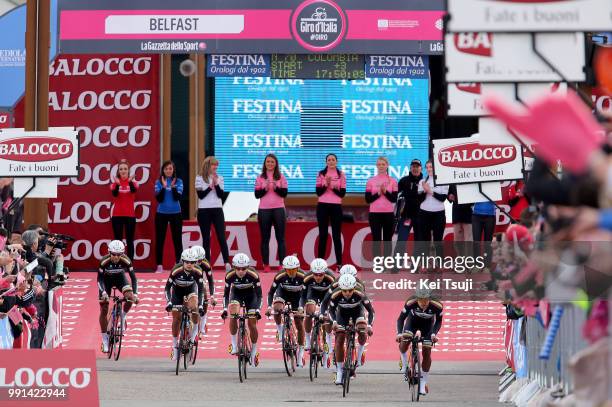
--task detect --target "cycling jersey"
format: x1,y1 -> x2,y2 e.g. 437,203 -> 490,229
321,289 -> 375,327
300,270 -> 336,307
197,258 -> 215,297
267,268 -> 306,311
97,254 -> 137,299
223,268 -> 263,312
397,298 -> 443,341
164,264 -> 205,308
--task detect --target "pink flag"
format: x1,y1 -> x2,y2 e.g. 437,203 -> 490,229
7,305 -> 23,325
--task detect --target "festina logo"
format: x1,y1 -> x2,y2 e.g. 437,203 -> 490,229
454,33 -> 493,57
0,137 -> 73,162
438,142 -> 516,168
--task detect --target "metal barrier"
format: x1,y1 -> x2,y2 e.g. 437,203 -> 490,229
524,303 -> 590,395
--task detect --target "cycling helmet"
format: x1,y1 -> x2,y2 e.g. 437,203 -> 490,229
191,245 -> 206,261
108,240 -> 125,254
181,248 -> 198,262
339,264 -> 358,277
415,288 -> 432,299
310,258 -> 328,275
338,274 -> 357,290
232,253 -> 251,268
282,255 -> 300,270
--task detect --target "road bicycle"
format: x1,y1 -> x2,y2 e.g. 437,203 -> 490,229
234,305 -> 253,383
341,319 -> 357,398
173,302 -> 198,375
280,303 -> 298,377
308,312 -> 326,382
106,288 -> 126,361
403,335 -> 424,402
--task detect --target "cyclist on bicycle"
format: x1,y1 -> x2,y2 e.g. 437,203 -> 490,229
265,255 -> 306,367
396,288 -> 443,396
191,245 -> 217,335
321,273 -> 374,385
301,258 -> 335,367
221,252 -> 262,366
164,248 -> 205,361
98,240 -> 138,353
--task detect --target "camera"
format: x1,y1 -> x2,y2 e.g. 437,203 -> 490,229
39,231 -> 75,252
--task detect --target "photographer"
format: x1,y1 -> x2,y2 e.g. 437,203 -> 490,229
22,230 -> 55,283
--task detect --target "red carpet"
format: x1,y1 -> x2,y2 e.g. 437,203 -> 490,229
62,272 -> 506,361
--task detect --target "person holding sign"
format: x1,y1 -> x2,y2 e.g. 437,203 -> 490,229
254,154 -> 288,273
315,154 -> 347,269
416,161 -> 449,267
110,159 -> 138,262
365,157 -> 398,261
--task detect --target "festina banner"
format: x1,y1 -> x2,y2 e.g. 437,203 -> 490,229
447,0 -> 612,33
445,32 -> 586,83
57,0 -> 445,55
14,55 -> 160,270
432,134 -> 524,185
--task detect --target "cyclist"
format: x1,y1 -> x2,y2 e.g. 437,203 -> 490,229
321,274 -> 374,385
265,255 -> 306,367
191,245 -> 217,334
98,240 -> 138,353
300,258 -> 335,367
329,264 -> 366,293
396,288 -> 443,396
221,252 -> 262,366
164,248 -> 205,361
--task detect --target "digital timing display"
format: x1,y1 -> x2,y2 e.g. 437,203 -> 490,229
270,54 -> 366,80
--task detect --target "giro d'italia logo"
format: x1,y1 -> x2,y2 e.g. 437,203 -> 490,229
291,0 -> 346,52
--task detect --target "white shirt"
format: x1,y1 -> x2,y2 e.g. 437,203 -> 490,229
195,175 -> 224,209
418,176 -> 448,212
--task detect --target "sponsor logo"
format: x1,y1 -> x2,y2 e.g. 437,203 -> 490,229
49,57 -> 152,77
0,137 -> 73,162
438,142 -> 517,168
0,112 -> 10,128
456,83 -> 481,94
0,48 -> 25,67
454,33 -> 492,57
48,90 -> 152,111
291,0 -> 346,52
0,367 -> 91,388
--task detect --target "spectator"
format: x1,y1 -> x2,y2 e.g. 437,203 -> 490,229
472,200 -> 496,271
393,159 -> 423,258
195,156 -> 231,271
506,180 -> 530,222
0,179 -> 24,235
447,184 -> 473,257
416,160 -> 449,266
315,153 -> 346,269
154,160 -> 184,272
365,156 -> 398,261
110,159 -> 138,261
254,153 -> 288,272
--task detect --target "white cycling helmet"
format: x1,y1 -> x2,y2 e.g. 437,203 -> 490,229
415,288 -> 433,299
338,274 -> 357,290
108,240 -> 125,254
181,248 -> 198,262
232,252 -> 251,268
310,258 -> 328,275
282,255 -> 300,270
339,264 -> 358,277
191,245 -> 206,261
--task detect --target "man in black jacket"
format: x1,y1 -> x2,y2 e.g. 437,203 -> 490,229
393,159 -> 423,257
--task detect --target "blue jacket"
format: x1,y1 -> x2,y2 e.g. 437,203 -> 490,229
472,201 -> 496,216
155,177 -> 183,214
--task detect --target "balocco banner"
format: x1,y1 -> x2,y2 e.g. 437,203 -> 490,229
15,54 -> 160,270
0,350 -> 99,407
432,134 -> 524,185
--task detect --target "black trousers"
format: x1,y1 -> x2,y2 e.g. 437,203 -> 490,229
472,214 -> 495,266
368,212 -> 395,259
316,203 -> 343,264
197,208 -> 230,264
258,208 -> 286,265
415,209 -> 446,259
111,216 -> 136,261
155,212 -> 183,265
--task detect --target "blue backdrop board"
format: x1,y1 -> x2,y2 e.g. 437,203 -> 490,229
214,76 -> 429,192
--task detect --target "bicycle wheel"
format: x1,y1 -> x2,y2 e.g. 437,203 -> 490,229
242,332 -> 250,380
309,324 -> 319,381
238,321 -> 245,383
342,337 -> 354,398
106,311 -> 115,360
414,346 -> 422,402
113,306 -> 123,361
182,319 -> 190,370
282,326 -> 293,377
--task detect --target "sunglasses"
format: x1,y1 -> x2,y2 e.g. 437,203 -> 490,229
183,261 -> 196,265
110,252 -> 123,257
235,266 -> 247,271
341,289 -> 354,294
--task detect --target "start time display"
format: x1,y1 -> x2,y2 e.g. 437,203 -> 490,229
270,54 -> 365,79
